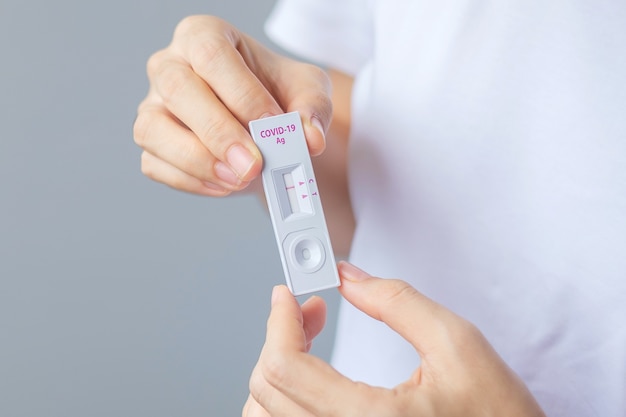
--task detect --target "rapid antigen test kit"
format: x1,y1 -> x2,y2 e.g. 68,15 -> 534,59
249,112 -> 340,296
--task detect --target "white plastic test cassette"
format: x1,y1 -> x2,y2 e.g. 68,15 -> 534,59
249,112 -> 339,296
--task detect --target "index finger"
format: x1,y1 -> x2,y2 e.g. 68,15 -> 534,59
337,262 -> 471,358
173,16 -> 284,124
174,16 -> 332,157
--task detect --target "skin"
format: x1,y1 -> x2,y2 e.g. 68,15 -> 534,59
134,15 -> 355,255
134,15 -> 545,417
243,262 -> 546,417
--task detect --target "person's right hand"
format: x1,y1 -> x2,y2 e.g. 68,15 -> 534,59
133,15 -> 332,196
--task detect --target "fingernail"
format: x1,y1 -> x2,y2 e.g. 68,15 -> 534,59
338,261 -> 370,282
227,144 -> 257,180
271,285 -> 282,306
310,116 -> 326,143
214,161 -> 242,187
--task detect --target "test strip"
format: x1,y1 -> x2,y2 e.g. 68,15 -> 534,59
249,112 -> 339,296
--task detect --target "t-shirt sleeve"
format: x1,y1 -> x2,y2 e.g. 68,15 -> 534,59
265,0 -> 373,76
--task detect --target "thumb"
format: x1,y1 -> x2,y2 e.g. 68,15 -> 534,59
265,285 -> 308,352
273,59 -> 332,157
337,261 -> 462,356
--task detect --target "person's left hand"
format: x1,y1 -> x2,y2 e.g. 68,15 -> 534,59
242,261 -> 545,417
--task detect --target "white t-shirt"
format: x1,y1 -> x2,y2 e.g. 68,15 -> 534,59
266,1 -> 626,415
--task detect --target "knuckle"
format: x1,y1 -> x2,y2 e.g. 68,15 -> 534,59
288,63 -> 333,121
174,15 -> 203,38
132,109 -> 154,147
190,36 -> 233,73
227,82 -> 271,116
146,49 -> 167,79
383,279 -> 419,306
454,318 -> 484,345
178,140 -> 197,165
248,365 -> 264,400
174,15 -> 225,39
155,63 -> 191,104
185,18 -> 240,71
198,117 -> 231,152
168,172 -> 192,191
175,15 -> 237,71
177,143 -> 211,181
248,362 -> 278,413
260,351 -> 291,388
378,279 -> 420,324
305,63 -> 331,88
140,152 -> 156,180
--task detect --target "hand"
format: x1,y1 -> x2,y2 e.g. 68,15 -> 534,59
243,262 -> 546,417
133,15 -> 331,196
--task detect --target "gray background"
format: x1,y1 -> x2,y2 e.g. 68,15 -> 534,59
0,0 -> 340,415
